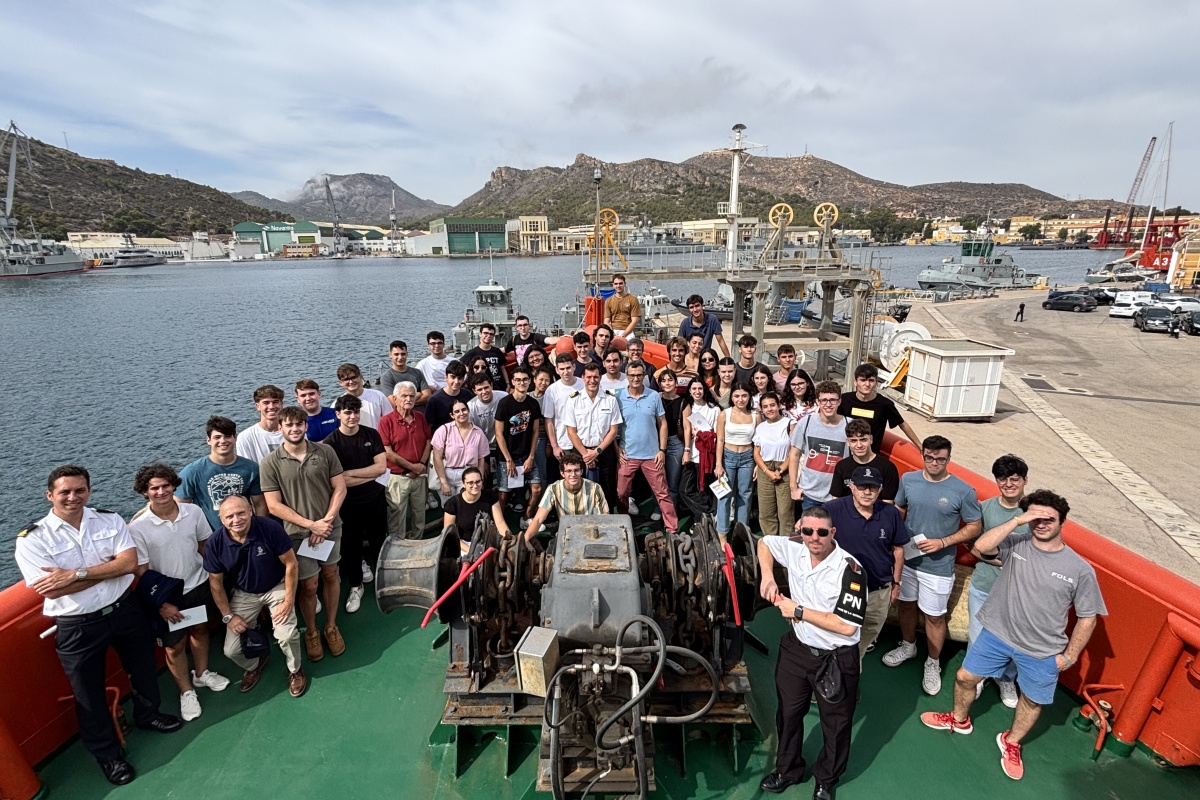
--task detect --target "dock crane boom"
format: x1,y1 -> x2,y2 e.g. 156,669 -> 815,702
324,176 -> 344,255
1117,136 -> 1156,244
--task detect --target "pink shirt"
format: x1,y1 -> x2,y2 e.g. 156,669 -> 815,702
432,423 -> 489,469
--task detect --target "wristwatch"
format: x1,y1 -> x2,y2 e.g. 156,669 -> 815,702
793,605 -> 805,622
75,567 -> 88,580
221,613 -> 233,624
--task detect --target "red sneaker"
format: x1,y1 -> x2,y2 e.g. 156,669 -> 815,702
920,711 -> 973,734
997,730 -> 1024,779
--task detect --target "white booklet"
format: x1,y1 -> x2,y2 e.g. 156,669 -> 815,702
709,475 -> 733,500
507,466 -> 525,488
168,605 -> 207,632
903,533 -> 928,561
297,537 -> 336,560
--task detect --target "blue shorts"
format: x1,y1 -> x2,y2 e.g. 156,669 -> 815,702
498,458 -> 542,490
962,628 -> 1058,705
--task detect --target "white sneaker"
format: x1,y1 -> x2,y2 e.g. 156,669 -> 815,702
650,511 -> 662,521
538,523 -> 547,533
922,658 -> 943,695
362,560 -> 374,584
315,598 -> 322,614
882,640 -> 918,667
191,669 -> 230,692
180,690 -> 201,721
998,679 -> 1019,709
346,585 -> 365,613
975,678 -> 986,700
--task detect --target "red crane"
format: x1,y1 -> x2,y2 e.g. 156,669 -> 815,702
1098,137 -> 1156,246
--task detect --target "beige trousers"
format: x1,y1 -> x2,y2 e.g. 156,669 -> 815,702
224,580 -> 301,673
386,473 -> 427,539
756,461 -> 795,537
858,585 -> 893,662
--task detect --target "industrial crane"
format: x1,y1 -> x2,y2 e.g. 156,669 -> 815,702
324,176 -> 344,255
1100,137 -> 1156,247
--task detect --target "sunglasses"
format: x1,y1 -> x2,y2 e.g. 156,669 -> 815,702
797,526 -> 833,538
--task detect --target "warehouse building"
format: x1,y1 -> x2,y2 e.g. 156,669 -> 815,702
407,217 -> 506,255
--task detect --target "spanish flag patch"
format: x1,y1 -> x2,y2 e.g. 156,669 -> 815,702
849,582 -> 861,592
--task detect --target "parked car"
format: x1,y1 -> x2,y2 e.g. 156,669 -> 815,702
1186,310 -> 1200,336
1109,299 -> 1151,318
1048,286 -> 1114,305
1152,294 -> 1200,314
1134,305 -> 1173,332
1043,293 -> 1097,312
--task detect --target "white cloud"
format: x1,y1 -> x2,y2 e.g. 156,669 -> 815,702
3,0 -> 1196,209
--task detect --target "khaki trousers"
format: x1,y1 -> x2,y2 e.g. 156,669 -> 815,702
756,460 -> 794,537
858,585 -> 893,662
224,580 -> 301,673
386,472 -> 426,539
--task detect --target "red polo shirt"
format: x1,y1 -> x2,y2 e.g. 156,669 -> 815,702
378,410 -> 432,476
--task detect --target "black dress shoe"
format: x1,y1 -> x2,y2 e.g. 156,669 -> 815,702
760,772 -> 801,794
137,712 -> 183,733
813,783 -> 834,800
100,758 -> 136,785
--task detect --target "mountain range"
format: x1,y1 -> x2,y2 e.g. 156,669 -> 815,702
230,173 -> 448,225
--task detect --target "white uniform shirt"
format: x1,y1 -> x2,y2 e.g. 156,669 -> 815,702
15,508 -> 137,616
762,536 -> 867,650
235,423 -> 284,464
562,389 -> 624,448
127,501 -> 213,592
419,354 -> 456,389
543,379 -> 581,451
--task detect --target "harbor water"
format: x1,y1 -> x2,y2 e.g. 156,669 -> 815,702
0,246 -> 1113,583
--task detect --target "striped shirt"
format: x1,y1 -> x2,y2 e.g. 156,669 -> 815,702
538,478 -> 610,517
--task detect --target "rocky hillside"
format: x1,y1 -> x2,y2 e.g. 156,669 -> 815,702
683,152 -> 1117,218
3,138 -> 279,239
447,153 -> 789,228
230,173 -> 448,225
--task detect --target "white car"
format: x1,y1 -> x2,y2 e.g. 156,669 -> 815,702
1153,295 -> 1200,313
1109,300 -> 1150,318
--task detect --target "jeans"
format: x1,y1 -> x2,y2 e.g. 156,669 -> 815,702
533,432 -> 548,490
967,582 -> 1016,682
664,436 -> 685,510
716,447 -> 754,535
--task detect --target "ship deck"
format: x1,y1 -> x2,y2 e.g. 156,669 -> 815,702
33,588 -> 1198,799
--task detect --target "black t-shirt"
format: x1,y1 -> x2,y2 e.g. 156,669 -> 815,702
505,332 -> 547,365
828,453 -> 900,502
734,362 -> 756,387
425,388 -> 464,433
662,395 -> 685,440
444,488 -> 499,536
838,391 -> 905,454
323,427 -> 386,504
464,346 -> 509,390
496,393 -> 543,462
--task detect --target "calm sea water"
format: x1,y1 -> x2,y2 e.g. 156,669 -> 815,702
0,246 -> 1112,584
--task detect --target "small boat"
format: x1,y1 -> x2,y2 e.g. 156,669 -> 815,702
917,235 -> 1043,290
450,253 -> 521,353
111,237 -> 168,268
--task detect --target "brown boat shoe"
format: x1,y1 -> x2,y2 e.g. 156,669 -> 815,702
325,625 -> 346,657
240,654 -> 269,693
288,668 -> 308,698
305,629 -> 324,662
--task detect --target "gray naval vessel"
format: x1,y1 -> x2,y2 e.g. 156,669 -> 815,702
917,236 -> 1042,291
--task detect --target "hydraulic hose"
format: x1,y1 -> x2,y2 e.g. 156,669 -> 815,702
542,663 -> 584,730
633,707 -> 649,800
549,686 -> 565,800
595,615 -> 666,752
643,646 -> 720,725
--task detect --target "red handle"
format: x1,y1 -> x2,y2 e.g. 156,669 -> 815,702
420,546 -> 496,629
722,542 -> 742,626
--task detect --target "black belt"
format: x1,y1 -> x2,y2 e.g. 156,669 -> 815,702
806,643 -> 858,658
55,588 -> 135,624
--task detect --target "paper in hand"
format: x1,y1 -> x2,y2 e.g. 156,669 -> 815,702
298,537 -> 335,560
902,533 -> 927,561
709,475 -> 733,500
168,605 -> 207,632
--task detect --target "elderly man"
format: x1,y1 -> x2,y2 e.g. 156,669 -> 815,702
261,406 -> 348,662
378,381 -> 432,540
16,465 -> 182,786
204,495 -> 304,697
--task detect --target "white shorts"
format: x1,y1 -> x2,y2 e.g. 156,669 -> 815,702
898,565 -> 954,617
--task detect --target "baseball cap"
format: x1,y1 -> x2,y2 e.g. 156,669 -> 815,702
850,466 -> 884,487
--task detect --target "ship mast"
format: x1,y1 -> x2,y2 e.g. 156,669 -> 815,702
389,189 -> 399,254
2,121 -> 35,223
723,124 -> 746,274
324,176 -> 344,255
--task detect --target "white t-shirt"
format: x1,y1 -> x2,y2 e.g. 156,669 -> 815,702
345,388 -> 390,430
419,354 -> 456,389
235,422 -> 285,464
543,379 -> 580,451
128,502 -> 212,592
600,375 -> 629,395
753,416 -> 793,462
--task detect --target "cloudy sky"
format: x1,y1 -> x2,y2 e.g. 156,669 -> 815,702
5,0 -> 1196,209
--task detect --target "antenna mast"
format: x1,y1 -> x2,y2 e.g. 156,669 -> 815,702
324,176 -> 344,255
389,189 -> 399,254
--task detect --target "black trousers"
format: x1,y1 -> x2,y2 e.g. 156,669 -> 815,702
55,598 -> 163,762
339,495 -> 389,588
774,632 -> 860,787
596,445 -> 618,510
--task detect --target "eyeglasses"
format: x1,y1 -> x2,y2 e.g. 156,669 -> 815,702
452,407 -> 470,414
923,455 -> 950,465
997,474 -> 1025,484
463,480 -> 483,487
798,526 -> 832,538
817,397 -> 840,405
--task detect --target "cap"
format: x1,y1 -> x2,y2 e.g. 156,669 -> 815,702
850,466 -> 884,487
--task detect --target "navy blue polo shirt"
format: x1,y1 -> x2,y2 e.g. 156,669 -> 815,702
306,407 -> 339,441
826,495 -> 910,591
203,516 -> 293,594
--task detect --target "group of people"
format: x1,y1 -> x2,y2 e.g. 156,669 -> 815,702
15,286 -> 1106,794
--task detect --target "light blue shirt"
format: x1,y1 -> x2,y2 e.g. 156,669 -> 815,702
616,388 -> 665,461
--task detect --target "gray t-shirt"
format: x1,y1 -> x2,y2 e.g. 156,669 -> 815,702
380,365 -> 428,398
978,536 -> 1107,659
789,415 -> 848,502
895,471 -> 982,577
469,392 -> 508,447
971,497 -> 1028,595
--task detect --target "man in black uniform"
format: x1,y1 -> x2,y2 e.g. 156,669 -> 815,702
757,506 -> 868,800
15,465 -> 182,785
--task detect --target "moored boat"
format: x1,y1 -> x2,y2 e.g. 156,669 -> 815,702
917,236 -> 1043,291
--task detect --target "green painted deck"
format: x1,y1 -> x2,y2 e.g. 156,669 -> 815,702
33,594 -> 1199,799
